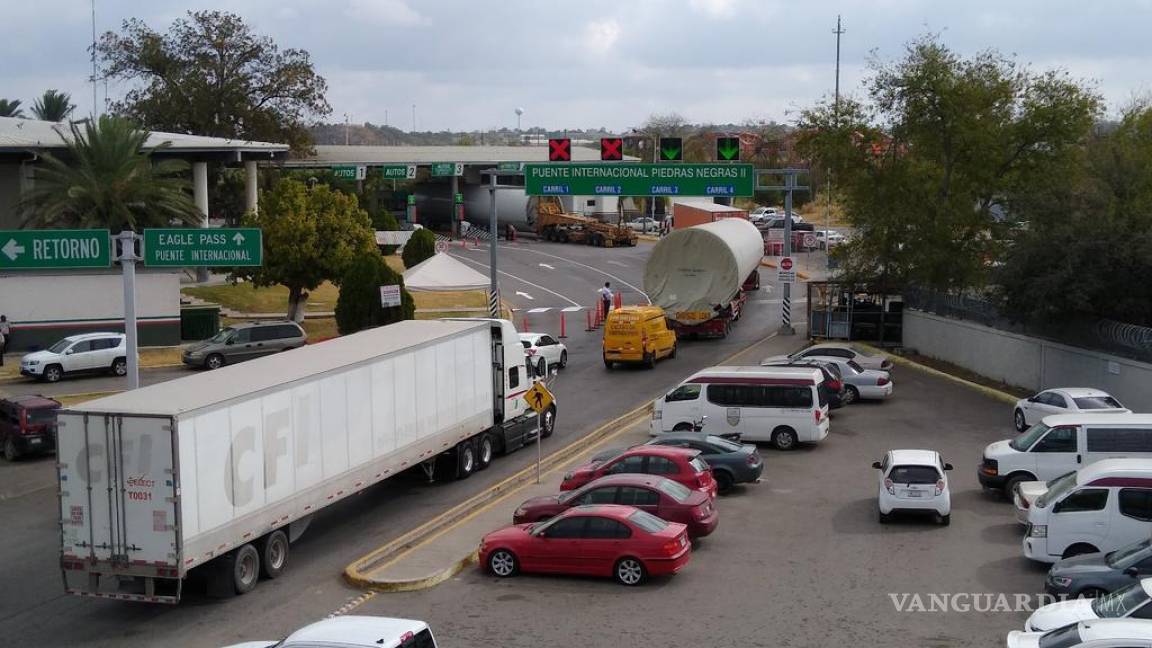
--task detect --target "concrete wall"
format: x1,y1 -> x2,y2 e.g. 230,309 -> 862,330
0,269 -> 182,351
0,161 -> 26,229
904,309 -> 1152,412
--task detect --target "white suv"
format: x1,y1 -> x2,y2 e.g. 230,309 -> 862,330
873,449 -> 953,525
20,333 -> 129,383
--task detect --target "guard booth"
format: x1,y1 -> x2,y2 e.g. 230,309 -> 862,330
806,281 -> 903,347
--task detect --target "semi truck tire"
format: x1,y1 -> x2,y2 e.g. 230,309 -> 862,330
259,530 -> 289,579
232,544 -> 260,594
457,439 -> 476,479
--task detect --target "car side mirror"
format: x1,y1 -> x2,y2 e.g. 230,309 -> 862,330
871,461 -> 883,470
64,349 -> 73,355
1028,396 -> 1039,403
944,463 -> 954,471
1125,566 -> 1139,577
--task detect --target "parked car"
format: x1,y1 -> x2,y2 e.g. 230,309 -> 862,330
1007,618 -> 1152,648
873,449 -> 954,525
512,473 -> 718,538
480,505 -> 692,586
1022,459 -> 1152,563
816,357 -> 893,403
773,342 -> 894,372
1045,539 -> 1152,599
815,230 -> 847,249
222,616 -> 438,648
602,305 -> 677,370
561,446 -> 718,499
625,217 -> 659,233
20,332 -> 128,383
1014,472 -> 1074,525
1026,578 -> 1152,632
519,333 -> 568,376
182,320 -> 307,370
0,395 -> 61,460
591,432 -> 763,494
1014,388 -> 1129,432
760,356 -> 847,409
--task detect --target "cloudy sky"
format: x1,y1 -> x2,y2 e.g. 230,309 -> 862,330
4,0 -> 1150,132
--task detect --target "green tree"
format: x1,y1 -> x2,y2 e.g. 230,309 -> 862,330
31,90 -> 75,121
335,252 -> 415,335
17,115 -> 202,231
401,228 -> 437,269
97,10 -> 330,152
372,208 -> 400,231
797,35 -> 1101,290
238,179 -> 376,321
0,99 -> 24,117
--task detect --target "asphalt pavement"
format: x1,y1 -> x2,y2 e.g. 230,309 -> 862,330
0,239 -> 795,648
0,366 -> 190,399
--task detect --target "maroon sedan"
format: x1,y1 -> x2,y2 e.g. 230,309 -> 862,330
513,474 -> 719,538
479,504 -> 692,586
560,446 -> 719,500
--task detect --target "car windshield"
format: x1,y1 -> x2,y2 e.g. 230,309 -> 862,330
1010,423 -> 1052,452
209,328 -> 235,343
47,339 -> 72,353
26,408 -> 58,423
1075,396 -> 1124,409
705,436 -> 744,453
1036,471 -> 1079,508
1107,539 -> 1152,569
1037,623 -> 1083,648
657,479 -> 693,502
847,360 -> 865,373
1091,581 -> 1150,617
594,449 -> 627,466
888,465 -> 940,484
628,509 -> 669,533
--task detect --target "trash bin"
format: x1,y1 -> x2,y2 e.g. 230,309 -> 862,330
181,304 -> 221,341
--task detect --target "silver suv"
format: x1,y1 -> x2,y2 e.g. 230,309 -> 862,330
182,321 -> 307,370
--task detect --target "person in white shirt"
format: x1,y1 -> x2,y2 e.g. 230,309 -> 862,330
598,282 -> 613,318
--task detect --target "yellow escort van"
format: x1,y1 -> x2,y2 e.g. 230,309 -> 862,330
602,305 -> 677,369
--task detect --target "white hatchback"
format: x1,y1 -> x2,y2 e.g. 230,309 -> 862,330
873,449 -> 953,525
519,333 -> 567,376
1025,578 -> 1152,632
1014,388 -> 1129,432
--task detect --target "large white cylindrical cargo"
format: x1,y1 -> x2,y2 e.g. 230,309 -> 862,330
644,218 -> 763,325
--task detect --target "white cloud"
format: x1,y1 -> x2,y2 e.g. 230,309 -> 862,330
583,19 -> 621,55
688,0 -> 741,18
344,0 -> 424,26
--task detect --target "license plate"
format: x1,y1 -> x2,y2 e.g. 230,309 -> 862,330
29,438 -> 42,445
905,490 -> 922,498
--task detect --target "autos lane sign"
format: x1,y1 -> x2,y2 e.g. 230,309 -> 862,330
143,228 -> 263,267
778,256 -> 796,283
430,162 -> 464,177
523,163 -> 755,197
0,229 -> 111,269
381,164 -> 416,179
333,165 -> 367,180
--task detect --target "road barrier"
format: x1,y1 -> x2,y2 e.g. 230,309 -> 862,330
559,312 -> 567,338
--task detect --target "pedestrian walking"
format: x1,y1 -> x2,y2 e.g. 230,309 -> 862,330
0,315 -> 9,367
598,282 -> 613,319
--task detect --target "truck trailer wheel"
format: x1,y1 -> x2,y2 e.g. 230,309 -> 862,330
477,434 -> 495,469
259,530 -> 289,579
232,544 -> 260,594
457,439 -> 476,479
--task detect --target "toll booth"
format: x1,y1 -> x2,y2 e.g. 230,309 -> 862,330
806,281 -> 903,347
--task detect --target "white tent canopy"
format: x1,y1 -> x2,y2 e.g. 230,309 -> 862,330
402,253 -> 490,292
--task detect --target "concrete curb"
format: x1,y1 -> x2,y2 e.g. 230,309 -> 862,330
854,342 -> 1018,405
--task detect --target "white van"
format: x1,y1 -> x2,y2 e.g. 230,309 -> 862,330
650,366 -> 829,450
978,414 -> 1152,496
1022,459 -> 1152,563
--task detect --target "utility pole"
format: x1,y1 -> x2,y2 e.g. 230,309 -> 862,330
91,0 -> 99,116
834,15 -> 844,123
344,113 -> 350,145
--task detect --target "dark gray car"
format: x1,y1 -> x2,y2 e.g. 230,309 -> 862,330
182,320 -> 307,370
1046,538 -> 1152,598
591,433 -> 763,494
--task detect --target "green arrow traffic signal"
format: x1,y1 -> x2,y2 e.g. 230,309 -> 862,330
659,137 -> 683,161
717,136 -> 740,161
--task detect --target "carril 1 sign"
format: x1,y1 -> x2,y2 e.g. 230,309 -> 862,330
523,163 -> 755,197
143,228 -> 263,267
0,229 -> 111,269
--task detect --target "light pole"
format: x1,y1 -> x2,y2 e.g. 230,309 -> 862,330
343,113 -> 350,146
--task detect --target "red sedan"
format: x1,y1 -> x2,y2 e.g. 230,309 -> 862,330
479,505 -> 692,586
561,446 -> 718,500
513,473 -> 719,538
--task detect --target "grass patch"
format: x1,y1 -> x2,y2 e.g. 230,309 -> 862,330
301,318 -> 339,341
384,255 -> 405,274
182,282 -> 339,314
412,290 -> 488,310
0,346 -> 183,381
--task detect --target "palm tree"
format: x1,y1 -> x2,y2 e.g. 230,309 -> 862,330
0,98 -> 24,117
31,90 -> 75,122
17,115 -> 203,231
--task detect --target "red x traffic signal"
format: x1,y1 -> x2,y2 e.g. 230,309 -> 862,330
548,138 -> 571,162
600,137 -> 623,161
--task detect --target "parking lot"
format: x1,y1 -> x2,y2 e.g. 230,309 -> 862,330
347,364 -> 1047,647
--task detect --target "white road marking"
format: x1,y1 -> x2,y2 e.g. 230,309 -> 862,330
606,260 -> 629,267
538,263 -> 555,270
498,247 -> 651,304
451,254 -> 581,307
526,307 -> 549,314
561,306 -> 583,312
515,291 -> 534,300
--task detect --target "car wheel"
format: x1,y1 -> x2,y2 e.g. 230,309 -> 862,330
771,427 -> 798,451
878,509 -> 891,524
672,423 -> 694,432
205,353 -> 225,370
669,344 -> 678,359
43,364 -> 63,383
477,434 -> 495,469
1077,587 -> 1108,599
231,544 -> 261,595
1014,409 -> 1028,433
536,358 -> 546,377
603,358 -> 613,370
487,549 -> 519,577
1003,474 -> 1033,499
456,440 -> 476,479
259,530 -> 289,579
715,471 -> 735,495
111,357 -> 127,376
3,437 -> 21,462
614,557 -> 646,586
644,352 -> 656,369
844,386 -> 860,405
938,513 -> 951,526
559,350 -> 567,368
540,406 -> 556,439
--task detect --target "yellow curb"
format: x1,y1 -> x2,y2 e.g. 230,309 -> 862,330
854,342 -> 1018,404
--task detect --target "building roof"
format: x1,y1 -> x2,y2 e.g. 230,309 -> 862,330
283,144 -> 633,167
0,116 -> 289,158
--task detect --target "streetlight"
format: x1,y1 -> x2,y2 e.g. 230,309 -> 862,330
343,113 -> 351,146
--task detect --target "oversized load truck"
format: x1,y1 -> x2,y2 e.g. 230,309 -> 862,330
532,196 -> 637,247
56,319 -> 555,603
643,218 -> 763,338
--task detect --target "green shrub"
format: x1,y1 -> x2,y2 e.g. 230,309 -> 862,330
401,227 -> 436,269
335,252 -> 415,335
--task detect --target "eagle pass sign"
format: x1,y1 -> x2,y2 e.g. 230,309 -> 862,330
523,163 -> 755,197
143,228 -> 263,267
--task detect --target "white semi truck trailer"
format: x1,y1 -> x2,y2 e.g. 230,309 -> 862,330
57,319 -> 554,603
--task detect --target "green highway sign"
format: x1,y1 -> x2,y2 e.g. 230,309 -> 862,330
497,161 -> 523,172
332,165 -> 366,180
0,229 -> 111,270
381,164 -> 416,179
430,162 -> 463,177
523,163 -> 756,197
143,228 -> 263,267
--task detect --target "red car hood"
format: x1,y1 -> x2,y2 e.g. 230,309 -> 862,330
483,523 -> 535,544
518,494 -> 564,510
560,464 -> 598,490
